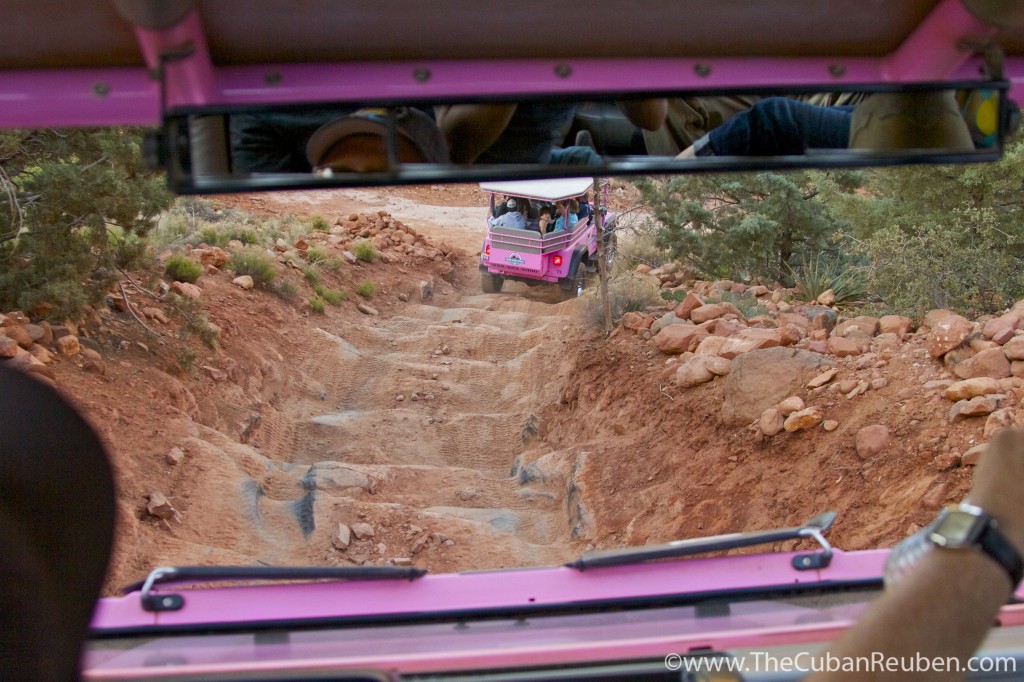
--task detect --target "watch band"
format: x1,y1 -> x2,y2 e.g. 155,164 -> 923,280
979,519 -> 1024,589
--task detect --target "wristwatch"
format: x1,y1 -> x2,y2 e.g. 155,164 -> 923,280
884,503 -> 1024,589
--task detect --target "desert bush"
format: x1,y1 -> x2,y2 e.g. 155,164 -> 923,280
174,347 -> 198,375
271,278 -> 300,301
310,215 -> 330,232
302,266 -> 321,284
228,247 -> 277,287
306,245 -> 342,270
705,289 -> 770,318
309,296 -> 326,314
352,239 -> 378,263
355,279 -> 376,298
314,284 -> 346,305
164,254 -> 203,283
614,223 -> 671,272
579,272 -> 661,328
786,253 -> 867,304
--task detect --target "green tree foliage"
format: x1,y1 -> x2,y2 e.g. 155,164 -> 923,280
0,129 -> 171,319
635,170 -> 864,283
837,137 -> 1024,315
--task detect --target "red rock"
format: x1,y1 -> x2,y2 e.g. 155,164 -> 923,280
1014,361 -> 1024,379
855,424 -> 891,458
949,396 -> 998,423
654,324 -> 709,354
759,407 -> 785,436
927,314 -> 974,357
827,336 -> 861,357
690,304 -> 727,324
621,312 -> 652,331
1003,336 -> 1024,361
0,337 -> 17,358
4,325 -> 32,349
779,312 -> 810,330
719,329 -> 782,359
984,408 -> 1015,438
695,335 -> 727,356
675,358 -> 715,388
780,324 -> 804,346
836,316 -> 880,338
807,368 -> 838,388
933,452 -> 960,471
816,289 -> 836,306
777,396 -> 805,415
807,340 -> 829,354
54,335 -> 80,356
171,281 -> 202,300
879,315 -> 914,336
961,444 -> 988,466
721,348 -> 833,426
673,293 -> 704,320
951,347 -> 1011,380
922,309 -> 955,329
993,327 -> 1017,346
922,482 -> 949,510
784,407 -> 825,432
983,313 -> 1021,341
969,337 -> 998,353
712,319 -> 745,338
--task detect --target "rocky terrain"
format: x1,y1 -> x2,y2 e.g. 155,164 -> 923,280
2,185 -> 1023,593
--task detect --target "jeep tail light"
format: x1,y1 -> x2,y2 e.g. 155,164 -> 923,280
553,255 -> 563,267
484,245 -> 491,257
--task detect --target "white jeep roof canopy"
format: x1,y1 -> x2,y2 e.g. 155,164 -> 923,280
479,178 -> 594,202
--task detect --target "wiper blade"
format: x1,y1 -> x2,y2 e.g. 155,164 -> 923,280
567,511 -> 836,572
123,565 -> 427,613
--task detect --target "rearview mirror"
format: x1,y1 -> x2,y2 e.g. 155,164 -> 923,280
157,81 -> 1012,194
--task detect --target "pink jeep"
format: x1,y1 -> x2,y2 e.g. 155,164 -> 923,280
479,179 -> 615,298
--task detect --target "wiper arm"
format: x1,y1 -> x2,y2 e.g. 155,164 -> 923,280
123,565 -> 427,613
567,511 -> 836,572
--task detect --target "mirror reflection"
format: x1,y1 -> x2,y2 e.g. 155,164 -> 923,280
168,85 -> 1007,192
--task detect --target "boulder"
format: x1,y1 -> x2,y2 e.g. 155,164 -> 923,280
836,316 -> 880,338
695,335 -> 728,356
816,289 -> 836,306
4,325 -> 32,349
944,378 -> 1002,401
689,304 -> 727,324
784,407 -> 825,432
927,314 -> 974,357
827,336 -> 862,357
1004,336 -> 1024,361
0,337 -> 18,358
721,348 -> 834,426
984,408 -> 1015,439
983,313 -> 1022,341
961,444 -> 988,466
675,357 -> 715,388
855,425 -> 891,459
332,523 -> 352,549
232,275 -> 255,290
878,315 -> 914,336
674,293 -> 704,320
351,522 -> 374,540
777,396 -> 805,416
651,312 -> 685,335
759,407 -> 785,436
951,347 -> 1012,380
654,324 -> 708,354
806,367 -> 839,388
621,312 -> 652,331
718,328 -> 782,359
922,309 -> 955,329
949,396 -> 999,423
357,303 -> 380,316
171,281 -> 202,300
54,335 -> 80,356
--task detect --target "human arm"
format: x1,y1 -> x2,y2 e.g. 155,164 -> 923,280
619,99 -> 668,131
807,428 -> 1024,682
435,104 -> 517,164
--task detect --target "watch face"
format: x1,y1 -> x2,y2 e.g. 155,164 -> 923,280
930,510 -> 985,547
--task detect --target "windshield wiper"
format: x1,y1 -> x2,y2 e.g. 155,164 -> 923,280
567,511 -> 836,572
123,565 -> 427,613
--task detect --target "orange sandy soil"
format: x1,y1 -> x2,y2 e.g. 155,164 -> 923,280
40,183 -> 1000,594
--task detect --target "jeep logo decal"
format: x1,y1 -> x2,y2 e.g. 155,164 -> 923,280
505,253 -> 525,266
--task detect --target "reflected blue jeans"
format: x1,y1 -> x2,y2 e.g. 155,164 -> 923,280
693,98 -> 855,156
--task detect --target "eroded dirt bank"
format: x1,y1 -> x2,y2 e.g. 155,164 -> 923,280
20,184 -> 1019,594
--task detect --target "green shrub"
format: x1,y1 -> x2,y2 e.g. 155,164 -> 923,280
314,284 -> 347,305
306,245 -> 342,270
703,289 -> 770,319
310,215 -> 330,232
174,347 -> 198,375
786,253 -> 867,304
228,247 -> 277,287
302,266 -> 321,284
164,254 -> 203,283
580,273 -> 661,329
271,278 -> 300,301
309,296 -> 326,314
352,239 -> 378,263
355,279 -> 376,298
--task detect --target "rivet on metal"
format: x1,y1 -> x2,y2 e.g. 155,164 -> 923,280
554,64 -> 572,78
265,72 -> 283,86
828,64 -> 846,78
92,82 -> 110,97
413,68 -> 432,83
694,63 -> 712,78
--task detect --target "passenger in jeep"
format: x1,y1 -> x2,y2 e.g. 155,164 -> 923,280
488,199 -> 527,230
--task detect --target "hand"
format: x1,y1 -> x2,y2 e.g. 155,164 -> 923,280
966,428 -> 1024,553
